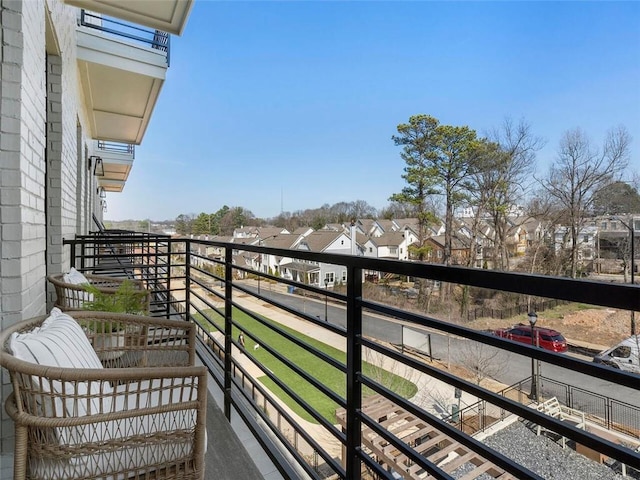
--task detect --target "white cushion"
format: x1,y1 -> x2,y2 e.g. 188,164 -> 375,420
63,267 -> 90,285
62,267 -> 94,305
38,379 -> 204,478
8,308 -> 112,417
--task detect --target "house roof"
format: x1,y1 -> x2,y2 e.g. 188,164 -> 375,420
323,223 -> 345,232
299,230 -> 344,252
368,231 -> 407,247
426,235 -> 470,249
280,260 -> 320,273
262,233 -> 299,249
255,227 -> 288,239
292,227 -> 314,236
376,219 -> 396,233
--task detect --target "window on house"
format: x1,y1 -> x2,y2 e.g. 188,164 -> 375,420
601,221 -> 608,229
369,247 -> 372,253
390,247 -> 398,255
342,271 -> 347,282
634,219 -> 640,232
437,250 -> 442,258
324,272 -> 335,285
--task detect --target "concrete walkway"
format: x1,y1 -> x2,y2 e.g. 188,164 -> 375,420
228,288 -> 488,437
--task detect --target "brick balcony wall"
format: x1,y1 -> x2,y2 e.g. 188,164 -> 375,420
0,0 -> 95,453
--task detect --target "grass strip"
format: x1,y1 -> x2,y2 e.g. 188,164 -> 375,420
194,308 -> 417,423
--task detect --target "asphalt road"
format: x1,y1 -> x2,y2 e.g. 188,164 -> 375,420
245,286 -> 639,409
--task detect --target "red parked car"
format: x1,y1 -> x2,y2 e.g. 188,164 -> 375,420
493,324 -> 568,353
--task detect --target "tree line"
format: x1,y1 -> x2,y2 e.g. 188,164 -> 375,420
391,114 -> 634,278
173,114 -> 637,280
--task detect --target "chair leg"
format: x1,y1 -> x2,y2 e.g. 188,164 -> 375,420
13,424 -> 28,480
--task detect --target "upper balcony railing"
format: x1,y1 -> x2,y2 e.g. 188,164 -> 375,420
79,10 -> 170,66
63,234 -> 640,480
97,140 -> 135,157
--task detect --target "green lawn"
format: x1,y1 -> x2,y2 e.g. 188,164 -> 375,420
194,308 -> 417,423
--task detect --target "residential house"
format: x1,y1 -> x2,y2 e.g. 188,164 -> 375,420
424,235 -> 471,265
376,219 -> 397,235
283,230 -> 354,286
232,226 -> 289,240
356,218 -> 386,238
552,224 -> 599,268
291,226 -> 315,238
363,232 -> 414,261
506,219 -> 528,256
258,233 -> 302,277
595,215 -> 640,275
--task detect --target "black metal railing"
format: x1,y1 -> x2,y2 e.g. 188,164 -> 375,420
97,140 -> 135,157
62,235 -> 640,480
79,10 -> 170,66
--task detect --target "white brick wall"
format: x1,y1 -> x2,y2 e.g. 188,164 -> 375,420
1,0 -> 95,454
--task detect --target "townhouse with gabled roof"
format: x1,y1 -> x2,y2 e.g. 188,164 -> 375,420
363,232 -> 415,261
424,235 -> 472,265
257,233 -> 302,277
281,230 -> 358,287
233,226 -> 289,239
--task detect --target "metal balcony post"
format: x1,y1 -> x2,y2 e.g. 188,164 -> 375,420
224,246 -> 233,419
185,240 -> 191,322
345,264 -> 363,479
165,240 -> 172,318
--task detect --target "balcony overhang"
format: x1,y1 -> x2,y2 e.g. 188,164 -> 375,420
77,27 -> 167,145
95,142 -> 135,192
63,0 -> 193,35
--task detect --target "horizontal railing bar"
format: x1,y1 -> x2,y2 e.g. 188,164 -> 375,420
359,412 -> 467,480
64,235 -> 640,479
195,340 -> 314,480
362,298 -> 639,388
227,327 -> 344,439
231,280 -> 347,336
229,298 -> 347,374
187,239 -> 640,311
362,338 -> 640,467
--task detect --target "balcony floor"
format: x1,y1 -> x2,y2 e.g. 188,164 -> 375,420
204,371 -> 285,480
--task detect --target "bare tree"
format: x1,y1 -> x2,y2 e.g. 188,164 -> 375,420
363,346 -> 421,399
458,340 -> 509,386
541,126 -> 630,278
485,119 -> 544,271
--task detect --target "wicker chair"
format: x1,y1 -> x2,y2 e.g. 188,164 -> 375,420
0,310 -> 207,480
47,272 -> 151,313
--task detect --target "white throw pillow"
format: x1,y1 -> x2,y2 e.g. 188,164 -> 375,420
62,267 -> 93,305
9,308 -> 112,417
63,267 -> 90,285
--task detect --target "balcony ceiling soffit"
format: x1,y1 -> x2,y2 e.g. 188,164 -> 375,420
63,0 -> 193,35
77,31 -> 165,144
98,178 -> 126,192
102,160 -> 132,179
78,63 -> 163,145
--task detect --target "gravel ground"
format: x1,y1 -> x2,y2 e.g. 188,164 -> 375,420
449,421 -> 636,480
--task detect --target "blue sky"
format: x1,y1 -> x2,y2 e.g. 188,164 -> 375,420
106,1 -> 640,222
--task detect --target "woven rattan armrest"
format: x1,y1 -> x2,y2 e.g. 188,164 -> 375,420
46,274 -> 151,312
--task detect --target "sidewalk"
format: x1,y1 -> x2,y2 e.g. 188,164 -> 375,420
179,278 -> 510,405
231,291 -> 486,418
